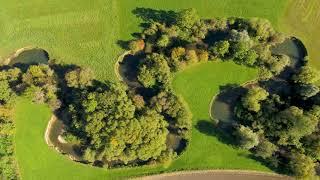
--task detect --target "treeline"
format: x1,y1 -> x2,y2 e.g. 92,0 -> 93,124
234,63 -> 320,178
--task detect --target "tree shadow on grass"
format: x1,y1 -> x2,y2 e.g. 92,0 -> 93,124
132,7 -> 177,25
117,8 -> 178,50
196,120 -> 237,146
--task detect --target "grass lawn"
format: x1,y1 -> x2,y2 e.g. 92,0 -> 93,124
280,0 -> 320,69
170,61 -> 265,170
0,0 -> 287,81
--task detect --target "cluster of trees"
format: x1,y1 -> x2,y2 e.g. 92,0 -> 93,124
63,68 -> 191,166
234,63 -> 320,178
129,8 -> 289,85
0,68 -> 19,179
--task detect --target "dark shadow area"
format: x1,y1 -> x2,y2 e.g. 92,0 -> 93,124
212,84 -> 247,124
271,37 -> 308,80
117,40 -> 129,50
204,30 -> 229,46
259,78 -> 292,96
118,54 -> 143,88
132,8 -> 177,25
245,154 -> 289,175
196,120 -> 236,146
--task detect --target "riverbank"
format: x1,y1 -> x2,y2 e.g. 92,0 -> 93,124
44,115 -> 81,161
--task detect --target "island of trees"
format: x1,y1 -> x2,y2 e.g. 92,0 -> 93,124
0,8 -> 318,179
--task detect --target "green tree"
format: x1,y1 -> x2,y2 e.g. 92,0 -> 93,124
276,106 -> 318,147
138,53 -> 171,88
296,84 -> 319,98
128,39 -> 145,53
293,65 -> 320,84
157,35 -> 170,48
65,67 -> 94,88
151,90 -> 192,138
255,138 -> 277,159
210,40 -> 230,57
176,8 -> 200,29
269,55 -> 290,75
288,152 -> 315,178
22,64 -> 55,86
241,86 -> 269,112
0,80 -> 12,103
234,125 -> 259,150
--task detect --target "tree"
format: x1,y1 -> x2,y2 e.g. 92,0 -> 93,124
255,138 -> 277,159
231,41 -> 252,64
288,152 -> 315,178
151,90 -> 192,138
248,18 -> 275,41
137,53 -> 171,88
185,50 -> 198,64
197,50 -> 209,62
128,39 -> 145,53
210,40 -> 230,57
293,65 -> 320,84
22,64 -> 55,86
157,35 -> 170,48
276,106 -> 318,147
176,8 -> 200,29
303,133 -> 320,160
171,47 -> 186,60
269,55 -> 290,74
65,67 -> 94,88
132,94 -> 145,110
0,80 -> 12,103
234,125 -> 259,150
241,86 -> 269,112
296,84 -> 319,99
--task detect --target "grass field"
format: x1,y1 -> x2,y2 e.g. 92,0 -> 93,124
170,62 -> 263,170
0,0 -> 287,81
280,0 -> 320,69
5,0 -> 320,179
